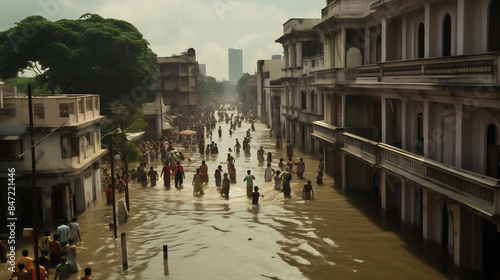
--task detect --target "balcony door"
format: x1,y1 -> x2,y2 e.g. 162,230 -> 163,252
418,23 -> 425,58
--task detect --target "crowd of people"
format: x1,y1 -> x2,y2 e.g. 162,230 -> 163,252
3,218 -> 91,280
2,102 -> 327,280
103,102 -> 326,203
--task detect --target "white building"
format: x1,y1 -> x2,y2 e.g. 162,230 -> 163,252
263,0 -> 500,274
256,58 -> 285,135
0,88 -> 106,227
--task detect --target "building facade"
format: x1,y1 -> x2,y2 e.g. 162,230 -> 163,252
155,48 -> 198,115
276,18 -> 325,154
0,89 -> 106,229
256,58 -> 284,135
262,0 -> 500,274
228,48 -> 243,85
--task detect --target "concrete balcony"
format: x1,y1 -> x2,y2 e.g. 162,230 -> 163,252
312,121 -> 369,146
342,132 -> 500,217
356,52 -> 500,88
282,67 -> 304,79
282,105 -> 299,121
314,68 -> 358,89
298,110 -> 323,124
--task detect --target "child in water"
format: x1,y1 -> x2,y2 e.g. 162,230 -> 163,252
252,186 -> 262,205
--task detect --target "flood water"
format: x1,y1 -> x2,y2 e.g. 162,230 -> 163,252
2,110 -> 469,279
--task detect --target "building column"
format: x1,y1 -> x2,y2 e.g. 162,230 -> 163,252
342,152 -> 347,191
284,45 -> 290,68
402,14 -> 407,60
401,180 -> 407,222
401,99 -> 407,150
296,41 -> 303,67
290,43 -> 297,68
364,25 -> 371,64
381,96 -> 387,143
422,189 -> 429,239
317,93 -> 323,115
455,104 -> 463,168
423,100 -> 430,157
380,169 -> 387,209
424,3 -> 431,58
341,95 -> 346,127
381,17 -> 387,62
457,0 -> 465,55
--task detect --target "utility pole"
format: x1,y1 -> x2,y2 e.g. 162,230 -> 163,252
120,119 -> 130,212
108,135 -> 118,239
27,85 -> 41,280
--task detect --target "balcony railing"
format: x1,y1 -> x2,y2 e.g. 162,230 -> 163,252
356,52 -> 500,86
342,133 -> 500,216
312,121 -> 369,146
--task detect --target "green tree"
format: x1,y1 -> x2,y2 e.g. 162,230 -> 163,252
236,73 -> 253,102
0,14 -> 157,114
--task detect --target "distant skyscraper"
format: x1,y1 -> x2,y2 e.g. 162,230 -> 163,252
228,48 -> 243,85
199,64 -> 206,76
271,54 -> 282,60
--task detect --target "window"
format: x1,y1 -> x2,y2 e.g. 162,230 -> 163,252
417,113 -> 424,156
84,132 -> 94,148
442,14 -> 451,56
489,0 -> 500,51
418,23 -> 425,58
59,103 -> 74,117
34,104 -> 44,119
61,136 -> 80,158
0,139 -> 22,160
78,101 -> 84,114
301,91 -> 307,110
86,99 -> 92,111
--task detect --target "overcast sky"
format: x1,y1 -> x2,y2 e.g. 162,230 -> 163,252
0,0 -> 324,81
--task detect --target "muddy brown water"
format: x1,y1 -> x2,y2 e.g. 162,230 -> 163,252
1,111 -> 476,279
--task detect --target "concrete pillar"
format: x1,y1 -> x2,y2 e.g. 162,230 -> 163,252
342,152 -> 347,191
380,169 -> 387,209
424,3 -> 431,58
457,0 -> 465,55
455,104 -> 463,168
381,97 -> 387,143
364,25 -> 371,64
401,100 -> 407,150
296,41 -> 303,67
401,180 -> 407,222
402,14 -> 407,60
422,189 -> 430,240
423,100 -> 430,157
341,95 -> 346,127
317,93 -> 323,115
381,17 -> 387,62
290,43 -> 297,68
284,45 -> 290,68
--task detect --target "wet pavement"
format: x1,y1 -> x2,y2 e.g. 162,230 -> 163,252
1,110 -> 468,279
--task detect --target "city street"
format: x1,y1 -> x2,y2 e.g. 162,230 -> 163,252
1,111 -> 466,279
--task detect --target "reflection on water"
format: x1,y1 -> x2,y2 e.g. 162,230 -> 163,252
1,111 -> 476,279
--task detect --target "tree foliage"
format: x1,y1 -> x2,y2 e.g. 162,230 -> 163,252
197,75 -> 236,102
236,73 -> 253,102
0,14 -> 157,114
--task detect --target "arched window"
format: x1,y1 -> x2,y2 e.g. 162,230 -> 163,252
443,14 -> 452,56
489,0 -> 500,51
418,23 -> 425,58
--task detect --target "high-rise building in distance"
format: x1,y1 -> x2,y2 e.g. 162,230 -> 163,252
228,48 -> 243,85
